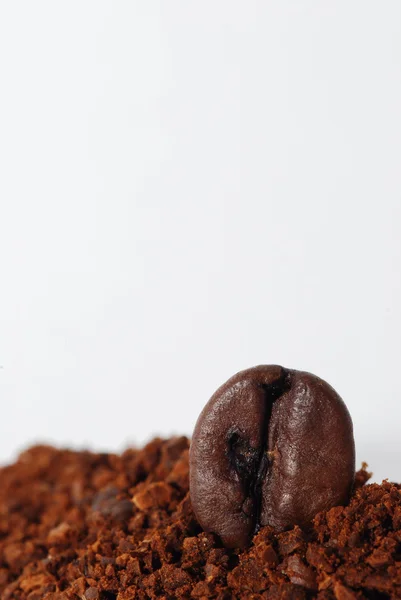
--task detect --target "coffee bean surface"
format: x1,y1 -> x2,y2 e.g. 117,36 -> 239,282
189,366 -> 355,548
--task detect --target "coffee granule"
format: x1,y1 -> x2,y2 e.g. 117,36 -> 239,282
0,438 -> 399,599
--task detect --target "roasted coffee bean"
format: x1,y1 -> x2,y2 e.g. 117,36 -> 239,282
189,366 -> 355,548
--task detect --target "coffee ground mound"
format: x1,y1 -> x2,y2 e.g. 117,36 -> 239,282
0,438 -> 399,600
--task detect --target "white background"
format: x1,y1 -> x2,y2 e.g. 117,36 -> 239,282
0,2 -> 400,484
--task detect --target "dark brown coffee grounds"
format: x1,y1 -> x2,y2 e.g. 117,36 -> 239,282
0,438 -> 399,599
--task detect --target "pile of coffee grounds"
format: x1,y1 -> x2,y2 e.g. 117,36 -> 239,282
0,438 -> 399,600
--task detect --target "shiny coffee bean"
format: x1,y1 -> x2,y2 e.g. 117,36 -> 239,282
189,366 -> 355,548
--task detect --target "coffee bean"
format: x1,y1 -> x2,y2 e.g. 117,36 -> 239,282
189,366 -> 355,548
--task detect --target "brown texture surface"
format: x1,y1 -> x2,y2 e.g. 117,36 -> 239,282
0,438 -> 399,599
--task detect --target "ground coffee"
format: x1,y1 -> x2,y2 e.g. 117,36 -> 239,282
0,438 -> 399,599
